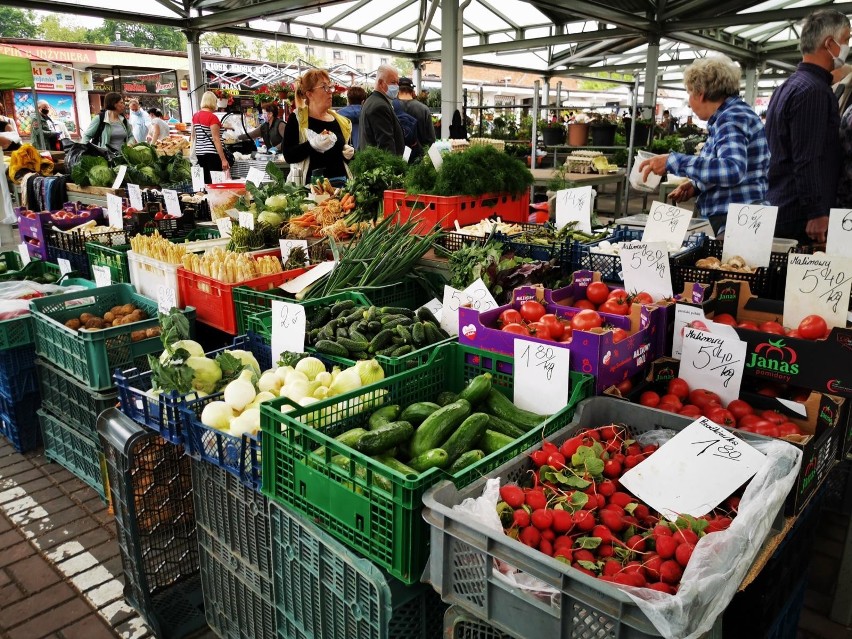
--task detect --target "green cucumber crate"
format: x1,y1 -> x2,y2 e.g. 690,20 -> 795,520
260,342 -> 593,584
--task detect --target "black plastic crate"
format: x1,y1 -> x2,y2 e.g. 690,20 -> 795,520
435,220 -> 528,253
37,359 -> 117,440
0,345 -> 39,400
47,226 -> 129,255
46,245 -> 91,279
824,458 -> 852,515
98,408 -> 205,639
0,390 -> 41,453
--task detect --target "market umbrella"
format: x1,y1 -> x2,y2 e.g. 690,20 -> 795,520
0,53 -> 32,90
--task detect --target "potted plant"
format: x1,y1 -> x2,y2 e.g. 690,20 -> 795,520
633,117 -> 655,146
589,113 -> 617,146
539,118 -> 566,146
567,113 -> 590,146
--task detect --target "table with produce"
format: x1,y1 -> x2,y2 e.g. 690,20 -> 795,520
1,148 -> 850,639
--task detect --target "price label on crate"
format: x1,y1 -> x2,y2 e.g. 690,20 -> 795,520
555,186 -> 593,234
783,253 -> 852,329
106,193 -> 124,229
619,241 -> 673,300
643,201 -> 693,251
246,167 -> 266,186
271,300 -> 306,357
723,204 -> 778,268
210,171 -> 226,184
238,211 -> 254,230
157,285 -> 178,314
163,189 -> 182,217
417,298 -> 443,323
92,265 -> 112,287
826,208 -> 852,259
57,258 -> 72,276
619,416 -> 765,520
216,217 -> 232,238
126,183 -> 143,210
279,239 -> 310,266
17,243 -> 30,266
191,165 -> 205,193
671,304 -> 708,360
513,338 -> 571,414
680,327 -> 747,406
441,279 -> 498,337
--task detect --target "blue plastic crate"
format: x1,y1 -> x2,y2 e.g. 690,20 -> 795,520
0,345 -> 39,400
0,390 -> 41,453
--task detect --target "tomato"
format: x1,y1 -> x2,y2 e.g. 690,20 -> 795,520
689,320 -> 709,332
756,384 -> 780,398
608,288 -> 628,301
559,326 -> 573,343
657,403 -> 679,413
599,298 -> 630,315
519,300 -> 546,323
688,389 -> 721,409
737,414 -> 763,430
586,282 -> 610,306
631,291 -> 654,305
726,399 -> 753,420
571,309 -> 603,331
527,322 -> 552,340
639,391 -> 660,407
798,314 -> 828,341
659,394 -> 683,411
615,379 -> 633,395
678,405 -> 702,418
707,407 -> 736,427
737,320 -> 759,330
499,308 -> 523,326
761,410 -> 786,425
611,328 -> 628,343
759,321 -> 785,335
539,314 -> 565,340
572,299 -> 596,310
712,313 -> 737,327
667,378 -> 690,401
754,422 -> 780,438
502,323 -> 529,335
778,422 -> 802,437
786,329 -> 800,338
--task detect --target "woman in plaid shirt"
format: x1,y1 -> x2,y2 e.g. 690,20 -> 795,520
639,56 -> 770,238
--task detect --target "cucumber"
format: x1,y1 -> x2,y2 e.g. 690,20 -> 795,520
480,429 -> 516,454
380,313 -> 408,325
330,455 -> 391,491
368,329 -> 395,353
442,413 -> 489,463
449,449 -> 485,474
457,373 -> 492,406
407,448 -> 449,473
368,404 -> 401,430
484,389 -> 547,432
373,455 -> 418,478
435,391 -> 459,407
336,327 -> 350,339
314,340 -> 349,357
380,307 -> 415,317
312,427 -> 368,459
486,414 -> 525,439
338,337 -> 370,353
382,318 -> 412,330
409,399 -> 472,457
411,322 -> 426,346
311,306 -> 332,327
422,321 -> 442,344
416,306 -> 439,324
396,324 -> 412,344
355,421 -> 414,455
349,328 -> 369,343
391,344 -> 414,357
331,299 -> 356,317
399,402 -> 441,425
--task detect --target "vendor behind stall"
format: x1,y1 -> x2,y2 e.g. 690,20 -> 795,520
237,103 -> 285,153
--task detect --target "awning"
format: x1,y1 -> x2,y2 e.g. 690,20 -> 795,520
0,53 -> 32,90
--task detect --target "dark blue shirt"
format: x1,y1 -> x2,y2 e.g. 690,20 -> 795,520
337,104 -> 361,148
765,62 -> 841,236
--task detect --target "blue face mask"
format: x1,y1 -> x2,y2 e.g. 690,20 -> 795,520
386,84 -> 399,99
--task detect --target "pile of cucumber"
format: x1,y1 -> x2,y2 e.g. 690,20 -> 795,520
321,372 -> 549,479
308,299 -> 449,360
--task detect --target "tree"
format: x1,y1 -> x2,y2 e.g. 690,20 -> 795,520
265,42 -> 302,64
201,33 -> 249,59
393,56 -> 414,76
0,8 -> 39,39
39,14 -> 92,43
88,20 -> 186,51
577,72 -> 633,92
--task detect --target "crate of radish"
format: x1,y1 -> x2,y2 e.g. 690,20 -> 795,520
422,397 -> 798,639
259,342 -> 595,585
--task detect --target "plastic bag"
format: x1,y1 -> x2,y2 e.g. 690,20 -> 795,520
0,281 -> 92,319
450,433 -> 802,639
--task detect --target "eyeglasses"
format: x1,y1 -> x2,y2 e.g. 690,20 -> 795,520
311,84 -> 334,93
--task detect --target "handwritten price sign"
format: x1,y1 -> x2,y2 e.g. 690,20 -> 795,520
723,204 -> 778,268
107,194 -> 124,229
92,265 -> 112,288
157,285 -> 178,314
619,417 -> 765,520
163,190 -> 182,217
279,239 -> 310,265
784,254 -> 852,329
679,327 -> 747,406
555,185 -> 594,234
827,209 -> 852,258
513,338 -> 571,414
643,201 -> 693,251
126,184 -> 143,210
619,241 -> 673,300
191,165 -> 205,192
271,300 -> 306,359
440,279 -> 498,336
238,211 -> 255,230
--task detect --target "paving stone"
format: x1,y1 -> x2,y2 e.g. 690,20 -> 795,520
115,616 -> 151,639
99,599 -> 138,628
70,565 -> 113,593
58,614 -> 118,639
0,540 -> 36,569
0,459 -> 39,477
25,518 -> 100,552
0,567 -> 10,587
57,550 -> 98,577
0,512 -> 12,533
6,597 -> 93,639
0,526 -> 25,550
86,579 -> 124,608
0,581 -> 75,628
0,581 -> 26,608
6,553 -> 62,594
6,468 -> 49,488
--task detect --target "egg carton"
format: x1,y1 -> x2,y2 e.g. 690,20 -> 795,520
468,138 -> 505,152
564,156 -> 596,174
569,150 -> 605,159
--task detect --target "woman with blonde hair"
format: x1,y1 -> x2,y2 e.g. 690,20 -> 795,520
282,69 -> 353,183
191,90 -> 230,182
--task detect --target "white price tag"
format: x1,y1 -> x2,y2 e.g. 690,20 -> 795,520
106,194 -> 124,229
111,165 -> 127,190
216,217 -> 232,238
127,184 -> 143,210
672,304 -> 708,360
92,265 -> 112,287
680,328 -> 747,407
619,417 -> 765,520
826,208 -> 852,259
440,279 -> 498,337
723,204 -> 778,268
279,260 -> 335,294
417,298 -> 443,323
513,338 -> 571,415
643,201 -> 693,252
783,253 -> 852,329
157,285 -> 178,314
238,211 -> 255,230
279,239 -> 310,266
191,165 -> 205,192
246,167 -> 266,186
210,171 -> 226,184
555,186 -> 593,234
403,146 -> 412,163
618,241 -> 673,300
17,243 -> 31,266
163,189 -> 182,217
271,300 -> 306,358
57,258 -> 72,276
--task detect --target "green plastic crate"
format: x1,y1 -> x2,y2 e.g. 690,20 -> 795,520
39,408 -> 106,500
0,256 -> 62,283
185,227 -> 221,241
29,283 -> 196,391
260,342 -> 594,584
85,242 -> 131,284
0,251 -> 24,275
36,358 -> 118,439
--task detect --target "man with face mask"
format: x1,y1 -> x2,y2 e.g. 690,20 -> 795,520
765,9 -> 851,245
359,65 -> 404,155
37,100 -> 69,140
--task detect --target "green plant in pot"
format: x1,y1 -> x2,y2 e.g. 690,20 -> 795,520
589,113 -> 617,146
539,118 -> 566,146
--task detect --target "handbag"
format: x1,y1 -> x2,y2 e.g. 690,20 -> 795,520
199,125 -> 234,166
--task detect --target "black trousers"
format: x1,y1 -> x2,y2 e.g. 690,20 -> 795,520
197,153 -> 223,183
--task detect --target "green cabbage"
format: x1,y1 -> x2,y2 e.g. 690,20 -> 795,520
264,194 -> 289,212
89,164 -> 117,187
121,143 -> 157,167
258,210 -> 284,227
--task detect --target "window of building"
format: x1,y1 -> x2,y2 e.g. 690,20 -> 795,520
306,46 -> 315,57
380,57 -> 388,65
333,50 -> 342,60
356,55 -> 364,65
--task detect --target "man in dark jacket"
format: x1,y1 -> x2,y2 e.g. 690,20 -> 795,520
359,65 -> 404,155
398,77 -> 436,151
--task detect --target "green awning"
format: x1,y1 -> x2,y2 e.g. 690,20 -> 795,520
0,53 -> 32,90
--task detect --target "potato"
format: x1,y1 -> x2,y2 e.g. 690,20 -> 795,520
135,310 -> 148,321
104,321 -> 112,327
104,312 -> 115,323
130,330 -> 147,342
79,312 -> 94,323
65,318 -> 81,330
110,305 -> 124,315
85,317 -> 106,329
121,303 -> 135,315
145,327 -> 160,338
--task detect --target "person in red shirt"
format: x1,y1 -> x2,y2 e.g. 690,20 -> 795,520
191,91 -> 230,182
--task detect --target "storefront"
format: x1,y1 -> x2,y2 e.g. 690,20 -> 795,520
88,67 -> 181,121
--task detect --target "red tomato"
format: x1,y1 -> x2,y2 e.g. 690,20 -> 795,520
608,288 -> 628,300
678,404 -> 702,418
571,309 -> 603,331
688,389 -> 721,409
659,394 -> 683,411
667,378 -> 690,400
539,314 -> 565,340
527,322 -> 552,340
499,308 -> 523,326
611,328 -> 628,343
798,314 -> 828,341
502,323 -> 529,335
559,326 -> 573,343
756,384 -> 780,398
657,403 -> 679,413
519,300 -> 546,323
689,320 -> 709,332
761,410 -> 786,425
615,379 -> 633,395
754,422 -> 780,438
713,313 -> 737,327
586,282 -> 610,306
639,391 -> 660,407
632,291 -> 654,305
707,407 -> 736,427
737,414 -> 764,430
726,399 -> 753,420
778,422 -> 802,437
759,321 -> 785,335
786,329 -> 800,338
737,320 -> 759,330
573,299 -> 597,310
599,298 -> 630,315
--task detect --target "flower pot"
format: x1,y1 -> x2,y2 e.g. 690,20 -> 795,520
567,122 -> 590,146
541,126 -> 566,146
590,123 -> 617,146
633,122 -> 653,146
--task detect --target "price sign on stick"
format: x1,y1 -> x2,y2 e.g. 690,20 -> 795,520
106,194 -> 124,228
215,217 -> 232,238
17,243 -> 30,266
279,239 -> 310,266
191,165 -> 205,193
679,328 -> 747,406
238,211 -> 254,230
784,253 -> 852,329
440,279 -> 499,337
209,171 -> 226,184
619,241 -> 673,300
826,209 -> 852,258
271,300 -> 306,358
163,190 -> 182,217
672,304 -> 709,360
555,186 -> 594,234
513,338 -> 571,414
279,260 -> 335,294
127,184 -> 143,210
157,285 -> 177,314
723,204 -> 778,268
246,167 -> 265,186
57,258 -> 72,276
111,165 -> 127,191
92,265 -> 112,287
619,416 -> 765,520
643,201 -> 693,251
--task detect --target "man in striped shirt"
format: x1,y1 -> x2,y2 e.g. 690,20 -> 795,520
765,9 -> 850,245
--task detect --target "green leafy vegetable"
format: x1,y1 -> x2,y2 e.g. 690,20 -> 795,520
278,351 -> 309,368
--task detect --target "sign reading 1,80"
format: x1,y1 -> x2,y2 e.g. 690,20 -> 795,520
518,342 -> 556,380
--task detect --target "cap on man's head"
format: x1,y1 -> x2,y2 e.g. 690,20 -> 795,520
398,77 -> 414,89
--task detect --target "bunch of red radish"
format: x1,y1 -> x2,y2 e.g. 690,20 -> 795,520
496,424 -> 738,593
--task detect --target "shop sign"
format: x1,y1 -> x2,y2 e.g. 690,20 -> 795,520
205,62 -> 277,77
120,71 -> 179,96
31,61 -> 76,91
0,43 -> 96,64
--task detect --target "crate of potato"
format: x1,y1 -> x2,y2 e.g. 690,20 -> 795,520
29,283 -> 196,391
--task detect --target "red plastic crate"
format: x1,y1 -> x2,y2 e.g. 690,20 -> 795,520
383,190 -> 529,235
177,262 -> 308,334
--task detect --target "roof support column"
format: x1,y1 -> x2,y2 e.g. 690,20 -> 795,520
441,0 -> 461,138
642,39 -> 660,119
184,29 -> 205,112
743,64 -> 758,107
413,65 -> 422,92
543,78 -> 550,122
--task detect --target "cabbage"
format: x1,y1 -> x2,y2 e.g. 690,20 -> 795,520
258,210 -> 284,227
89,164 -> 117,187
139,165 -> 162,185
122,143 -> 157,166
264,194 -> 290,212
